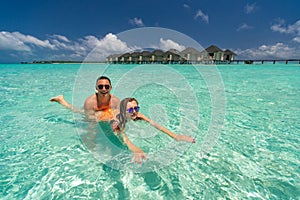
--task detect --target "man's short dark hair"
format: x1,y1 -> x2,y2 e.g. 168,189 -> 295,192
96,76 -> 111,85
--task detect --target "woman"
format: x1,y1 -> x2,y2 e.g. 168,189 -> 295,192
111,97 -> 195,164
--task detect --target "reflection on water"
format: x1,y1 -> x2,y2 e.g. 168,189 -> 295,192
78,119 -> 185,199
79,121 -> 128,163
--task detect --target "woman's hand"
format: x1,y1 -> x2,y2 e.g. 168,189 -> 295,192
131,149 -> 147,164
175,135 -> 195,143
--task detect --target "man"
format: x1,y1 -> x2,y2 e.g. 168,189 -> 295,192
50,76 -> 120,121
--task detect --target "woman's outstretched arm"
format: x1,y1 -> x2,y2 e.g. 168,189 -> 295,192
137,113 -> 195,143
120,131 -> 147,164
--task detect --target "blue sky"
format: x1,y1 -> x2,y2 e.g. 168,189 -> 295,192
0,0 -> 299,63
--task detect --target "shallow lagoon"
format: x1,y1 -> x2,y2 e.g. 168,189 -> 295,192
0,63 -> 299,199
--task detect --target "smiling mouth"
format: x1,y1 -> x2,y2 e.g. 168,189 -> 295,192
131,113 -> 137,117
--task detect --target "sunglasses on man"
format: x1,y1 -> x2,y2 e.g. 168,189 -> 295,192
98,84 -> 110,90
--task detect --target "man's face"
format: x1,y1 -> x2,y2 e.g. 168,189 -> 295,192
96,79 -> 111,95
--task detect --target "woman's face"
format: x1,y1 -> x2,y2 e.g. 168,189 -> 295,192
126,100 -> 139,120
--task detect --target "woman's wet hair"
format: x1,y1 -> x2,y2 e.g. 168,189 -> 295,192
116,97 -> 138,130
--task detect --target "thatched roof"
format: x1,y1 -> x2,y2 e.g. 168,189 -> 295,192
224,49 -> 236,55
141,51 -> 151,56
152,49 -> 164,56
168,49 -> 181,54
205,45 -> 223,53
107,53 -> 122,58
122,52 -> 131,57
131,52 -> 140,57
181,47 -> 201,54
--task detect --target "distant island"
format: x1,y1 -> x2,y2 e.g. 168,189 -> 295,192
20,60 -> 105,64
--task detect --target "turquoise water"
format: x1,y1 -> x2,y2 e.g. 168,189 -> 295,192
0,63 -> 299,199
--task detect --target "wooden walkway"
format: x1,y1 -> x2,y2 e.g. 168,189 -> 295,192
230,59 -> 300,64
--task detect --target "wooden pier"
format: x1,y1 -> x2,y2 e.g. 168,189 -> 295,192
231,59 -> 300,64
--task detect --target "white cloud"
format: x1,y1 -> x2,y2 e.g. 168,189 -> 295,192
129,17 -> 144,27
271,19 -> 300,35
0,31 -> 56,51
183,4 -> 190,9
79,33 -> 134,61
13,32 -> 55,49
270,24 -> 287,33
0,31 -> 31,51
237,23 -> 254,31
158,38 -> 185,51
194,9 -> 209,24
92,33 -> 132,52
0,31 -> 136,62
271,19 -> 300,44
292,36 -> 300,43
244,3 -> 257,14
236,43 -> 299,59
49,35 -> 74,50
52,34 -> 70,43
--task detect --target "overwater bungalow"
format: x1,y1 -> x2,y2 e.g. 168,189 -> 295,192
224,49 -> 236,61
106,53 -> 122,63
204,45 -> 225,61
140,51 -> 152,63
181,47 -> 203,63
152,50 -> 164,63
165,50 -> 182,63
131,52 -> 140,63
106,45 -> 236,64
120,52 -> 131,63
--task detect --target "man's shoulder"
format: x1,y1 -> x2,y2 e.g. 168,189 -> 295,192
84,94 -> 96,109
111,95 -> 120,102
85,94 -> 96,101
